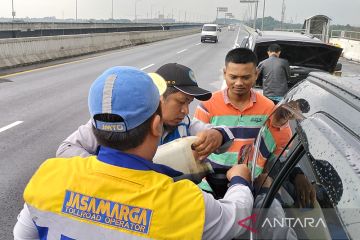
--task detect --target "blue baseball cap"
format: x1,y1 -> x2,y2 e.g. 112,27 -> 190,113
88,66 -> 166,132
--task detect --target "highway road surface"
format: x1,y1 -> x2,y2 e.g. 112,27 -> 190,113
0,26 -> 359,238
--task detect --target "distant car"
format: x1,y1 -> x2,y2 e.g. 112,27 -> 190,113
240,30 -> 343,88
228,25 -> 235,31
201,24 -> 219,43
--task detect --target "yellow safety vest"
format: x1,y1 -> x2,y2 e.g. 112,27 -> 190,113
24,155 -> 205,239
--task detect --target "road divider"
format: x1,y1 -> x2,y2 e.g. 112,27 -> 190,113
0,28 -> 200,69
330,38 -> 360,62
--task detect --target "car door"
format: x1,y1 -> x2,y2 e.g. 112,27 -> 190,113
249,103 -> 360,239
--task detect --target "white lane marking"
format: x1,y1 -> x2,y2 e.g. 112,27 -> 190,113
140,64 -> 155,71
176,49 -> 188,54
0,121 -> 24,133
195,43 -> 201,46
233,27 -> 242,49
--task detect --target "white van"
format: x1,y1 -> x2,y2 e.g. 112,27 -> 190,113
201,24 -> 219,43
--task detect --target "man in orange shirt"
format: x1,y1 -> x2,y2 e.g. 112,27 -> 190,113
194,48 -> 315,207
194,48 -> 290,176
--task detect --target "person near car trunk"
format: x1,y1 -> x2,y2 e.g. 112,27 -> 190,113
14,66 -> 254,239
56,63 -> 234,161
257,43 -> 290,104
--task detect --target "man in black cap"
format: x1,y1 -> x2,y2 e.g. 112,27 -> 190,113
57,63 -> 233,161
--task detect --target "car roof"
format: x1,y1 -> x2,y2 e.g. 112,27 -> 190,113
309,72 -> 360,100
254,31 -> 324,44
203,24 -> 217,26
290,72 -> 360,136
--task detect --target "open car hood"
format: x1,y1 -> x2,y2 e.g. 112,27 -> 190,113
254,41 -> 342,73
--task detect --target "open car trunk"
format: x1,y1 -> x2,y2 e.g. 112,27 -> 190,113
254,41 -> 342,73
254,41 -> 342,88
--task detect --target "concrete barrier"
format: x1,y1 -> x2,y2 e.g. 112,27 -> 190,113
0,28 -> 199,69
330,38 -> 360,62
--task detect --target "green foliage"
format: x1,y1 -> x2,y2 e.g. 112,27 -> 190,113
243,16 -> 359,32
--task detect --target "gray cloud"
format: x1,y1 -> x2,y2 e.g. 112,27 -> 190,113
1,0 -> 358,25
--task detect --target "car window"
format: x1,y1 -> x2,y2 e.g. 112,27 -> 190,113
252,108 -> 360,239
300,114 -> 360,238
202,26 -> 216,31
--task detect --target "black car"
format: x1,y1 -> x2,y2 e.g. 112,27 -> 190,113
240,30 -> 343,88
242,72 -> 360,239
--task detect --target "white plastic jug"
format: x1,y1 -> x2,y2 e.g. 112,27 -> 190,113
153,136 -> 213,175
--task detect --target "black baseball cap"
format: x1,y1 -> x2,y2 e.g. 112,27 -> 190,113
156,63 -> 212,101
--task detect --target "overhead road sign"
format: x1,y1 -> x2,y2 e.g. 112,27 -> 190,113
217,7 -> 228,12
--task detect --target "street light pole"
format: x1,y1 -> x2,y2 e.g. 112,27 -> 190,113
134,0 -> 141,23
135,0 -> 137,23
111,0 -> 114,19
253,0 -> 258,29
75,0 -> 78,21
240,0 -> 260,28
11,0 -> 15,21
261,0 -> 266,30
11,0 -> 16,38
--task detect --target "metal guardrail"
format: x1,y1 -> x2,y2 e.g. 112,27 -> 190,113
0,23 -> 202,39
242,24 -> 255,33
273,28 -> 305,33
331,30 -> 360,41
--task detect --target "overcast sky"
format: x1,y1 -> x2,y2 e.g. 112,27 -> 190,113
1,0 -> 359,25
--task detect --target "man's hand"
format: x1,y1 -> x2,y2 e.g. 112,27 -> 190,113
192,129 -> 223,160
226,164 -> 251,182
294,174 -> 316,208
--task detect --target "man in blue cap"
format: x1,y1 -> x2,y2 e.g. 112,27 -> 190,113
14,66 -> 253,239
56,63 -> 233,161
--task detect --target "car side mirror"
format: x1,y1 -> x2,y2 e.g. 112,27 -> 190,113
333,63 -> 342,76
334,62 -> 342,71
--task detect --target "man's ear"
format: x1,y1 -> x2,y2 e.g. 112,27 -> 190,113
151,115 -> 162,137
255,67 -> 259,78
253,68 -> 259,87
223,67 -> 226,77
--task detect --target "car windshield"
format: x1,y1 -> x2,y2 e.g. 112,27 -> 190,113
203,26 -> 217,31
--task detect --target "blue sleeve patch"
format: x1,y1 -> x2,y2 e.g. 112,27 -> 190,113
62,190 -> 153,234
